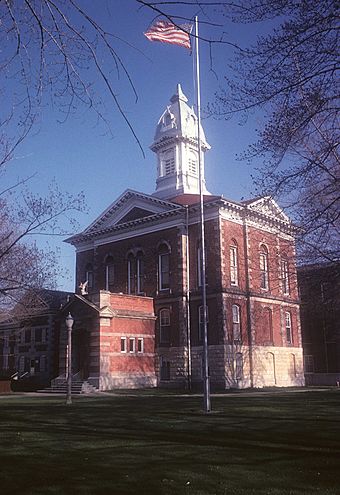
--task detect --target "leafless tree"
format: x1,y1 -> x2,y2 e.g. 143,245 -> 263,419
0,182 -> 85,316
0,0 -> 144,167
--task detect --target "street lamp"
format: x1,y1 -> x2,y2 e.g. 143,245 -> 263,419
65,313 -> 74,405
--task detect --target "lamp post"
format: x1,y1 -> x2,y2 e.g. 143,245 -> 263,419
65,313 -> 74,405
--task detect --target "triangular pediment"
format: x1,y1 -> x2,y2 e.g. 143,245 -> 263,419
82,189 -> 181,235
244,196 -> 290,223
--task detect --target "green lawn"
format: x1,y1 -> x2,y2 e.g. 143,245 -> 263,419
1,389 -> 340,494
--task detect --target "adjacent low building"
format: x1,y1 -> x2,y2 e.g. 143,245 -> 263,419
298,262 -> 340,385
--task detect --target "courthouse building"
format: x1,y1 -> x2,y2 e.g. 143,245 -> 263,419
60,84 -> 305,390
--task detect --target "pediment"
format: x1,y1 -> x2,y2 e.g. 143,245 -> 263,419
244,196 -> 290,223
83,189 -> 181,234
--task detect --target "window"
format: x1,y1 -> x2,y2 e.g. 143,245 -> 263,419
129,338 -> 135,353
127,251 -> 145,295
304,354 -> 314,373
232,304 -> 241,342
160,357 -> 170,381
120,337 -> 126,353
281,259 -> 290,295
161,150 -> 175,176
136,252 -> 144,294
263,307 -> 273,344
137,338 -> 144,353
259,245 -> 269,290
105,256 -> 115,291
159,308 -> 170,344
230,243 -> 238,286
85,264 -> 94,291
235,353 -> 243,380
188,150 -> 198,175
25,329 -> 31,344
197,244 -> 207,288
197,245 -> 202,287
198,305 -> 209,342
158,244 -> 170,291
35,328 -> 43,343
285,311 -> 292,344
127,253 -> 135,295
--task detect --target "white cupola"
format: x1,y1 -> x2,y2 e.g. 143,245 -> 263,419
151,84 -> 211,200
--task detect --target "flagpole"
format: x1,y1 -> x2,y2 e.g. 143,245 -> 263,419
194,15 -> 211,413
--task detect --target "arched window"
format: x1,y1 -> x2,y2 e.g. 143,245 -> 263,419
159,308 -> 170,344
230,241 -> 238,286
158,244 -> 170,291
136,251 -> 144,294
285,311 -> 292,344
161,150 -> 175,176
127,253 -> 135,295
281,257 -> 290,295
85,263 -> 94,291
259,245 -> 269,290
105,256 -> 115,292
127,251 -> 144,295
198,305 -> 209,342
188,150 -> 198,176
232,304 -> 241,342
263,307 -> 273,344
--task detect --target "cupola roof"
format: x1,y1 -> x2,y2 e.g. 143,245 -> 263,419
152,83 -> 210,150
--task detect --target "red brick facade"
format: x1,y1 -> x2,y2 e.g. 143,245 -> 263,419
65,191 -> 304,390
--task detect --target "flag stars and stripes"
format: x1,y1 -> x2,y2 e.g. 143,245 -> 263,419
144,20 -> 192,50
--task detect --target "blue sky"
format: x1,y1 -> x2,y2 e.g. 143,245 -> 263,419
4,0 -> 270,291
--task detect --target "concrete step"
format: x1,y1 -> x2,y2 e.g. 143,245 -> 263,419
39,379 -> 98,395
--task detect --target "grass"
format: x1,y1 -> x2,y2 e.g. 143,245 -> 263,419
0,389 -> 340,494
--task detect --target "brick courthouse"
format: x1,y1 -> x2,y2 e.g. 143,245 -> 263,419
62,85 -> 304,390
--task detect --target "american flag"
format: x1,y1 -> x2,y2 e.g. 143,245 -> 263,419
144,20 -> 192,50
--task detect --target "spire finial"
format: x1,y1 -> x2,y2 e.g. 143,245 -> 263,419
170,83 -> 188,103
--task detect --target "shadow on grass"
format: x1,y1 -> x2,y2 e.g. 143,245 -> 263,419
0,391 -> 340,494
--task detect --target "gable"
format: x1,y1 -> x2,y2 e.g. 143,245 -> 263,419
82,189 -> 181,235
116,207 -> 155,225
244,196 -> 290,223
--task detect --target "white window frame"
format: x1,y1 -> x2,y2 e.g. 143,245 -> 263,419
85,265 -> 94,291
285,311 -> 292,344
159,308 -> 170,344
127,254 -> 134,295
105,259 -> 114,291
188,150 -> 198,176
232,304 -> 241,342
162,150 -> 175,176
129,337 -> 135,353
137,338 -> 144,354
260,247 -> 269,290
230,245 -> 238,286
158,251 -> 170,291
281,259 -> 290,295
120,337 -> 127,353
136,254 -> 144,294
